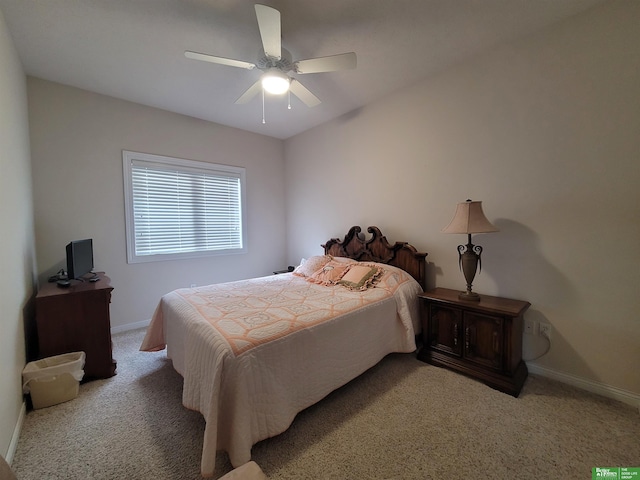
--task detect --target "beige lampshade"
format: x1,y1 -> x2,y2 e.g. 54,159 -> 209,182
441,200 -> 499,234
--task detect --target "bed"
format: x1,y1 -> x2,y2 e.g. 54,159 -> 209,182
140,226 -> 427,477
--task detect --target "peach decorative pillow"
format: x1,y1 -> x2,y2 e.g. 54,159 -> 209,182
292,255 -> 332,277
307,260 -> 351,285
338,263 -> 385,291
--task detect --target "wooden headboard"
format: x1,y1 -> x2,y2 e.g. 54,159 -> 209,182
322,226 -> 427,290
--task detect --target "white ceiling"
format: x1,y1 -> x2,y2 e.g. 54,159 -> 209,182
1,0 -> 605,139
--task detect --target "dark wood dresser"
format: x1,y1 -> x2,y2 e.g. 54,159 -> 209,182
417,288 -> 530,396
35,272 -> 116,379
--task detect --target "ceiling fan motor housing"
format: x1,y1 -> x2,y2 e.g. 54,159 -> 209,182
256,48 -> 293,72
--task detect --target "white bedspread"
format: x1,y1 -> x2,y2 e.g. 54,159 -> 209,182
141,263 -> 422,477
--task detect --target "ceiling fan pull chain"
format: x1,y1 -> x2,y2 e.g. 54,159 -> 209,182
288,90 -> 291,110
262,88 -> 266,124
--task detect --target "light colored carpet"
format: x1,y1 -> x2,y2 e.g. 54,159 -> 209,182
11,328 -> 640,479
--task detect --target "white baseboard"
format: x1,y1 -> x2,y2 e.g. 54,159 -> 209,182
111,319 -> 150,335
6,402 -> 26,465
527,362 -> 640,412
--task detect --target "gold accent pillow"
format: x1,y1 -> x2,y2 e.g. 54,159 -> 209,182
338,264 -> 384,290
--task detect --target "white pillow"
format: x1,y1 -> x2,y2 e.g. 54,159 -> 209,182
292,255 -> 332,277
330,256 -> 357,264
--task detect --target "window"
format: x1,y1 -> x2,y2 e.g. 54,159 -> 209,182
123,150 -> 246,264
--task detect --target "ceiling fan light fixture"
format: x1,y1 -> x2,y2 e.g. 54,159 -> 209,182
261,69 -> 290,95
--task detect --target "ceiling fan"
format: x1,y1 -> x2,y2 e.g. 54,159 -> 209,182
185,4 -> 357,110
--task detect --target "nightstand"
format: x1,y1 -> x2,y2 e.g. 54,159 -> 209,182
417,288 -> 530,396
273,266 -> 295,274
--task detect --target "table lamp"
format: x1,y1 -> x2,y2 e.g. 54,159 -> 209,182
442,199 -> 498,301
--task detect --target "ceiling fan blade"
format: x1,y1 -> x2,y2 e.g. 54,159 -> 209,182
185,51 -> 256,70
289,80 -> 321,107
235,80 -> 262,104
255,4 -> 281,60
294,52 -> 357,74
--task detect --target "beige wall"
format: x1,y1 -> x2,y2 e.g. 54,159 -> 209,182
0,9 -> 36,460
284,1 -> 640,397
4,4 -> 638,461
28,78 -> 286,330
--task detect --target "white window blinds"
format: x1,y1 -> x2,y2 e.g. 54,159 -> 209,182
123,151 -> 246,263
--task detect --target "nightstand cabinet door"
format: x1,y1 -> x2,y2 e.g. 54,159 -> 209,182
427,304 -> 462,357
463,312 -> 503,371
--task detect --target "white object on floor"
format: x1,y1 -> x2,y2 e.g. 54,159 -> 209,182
22,351 -> 86,409
218,461 -> 267,480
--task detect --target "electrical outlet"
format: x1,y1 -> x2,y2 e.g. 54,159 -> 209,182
524,319 -> 535,335
539,323 -> 552,340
